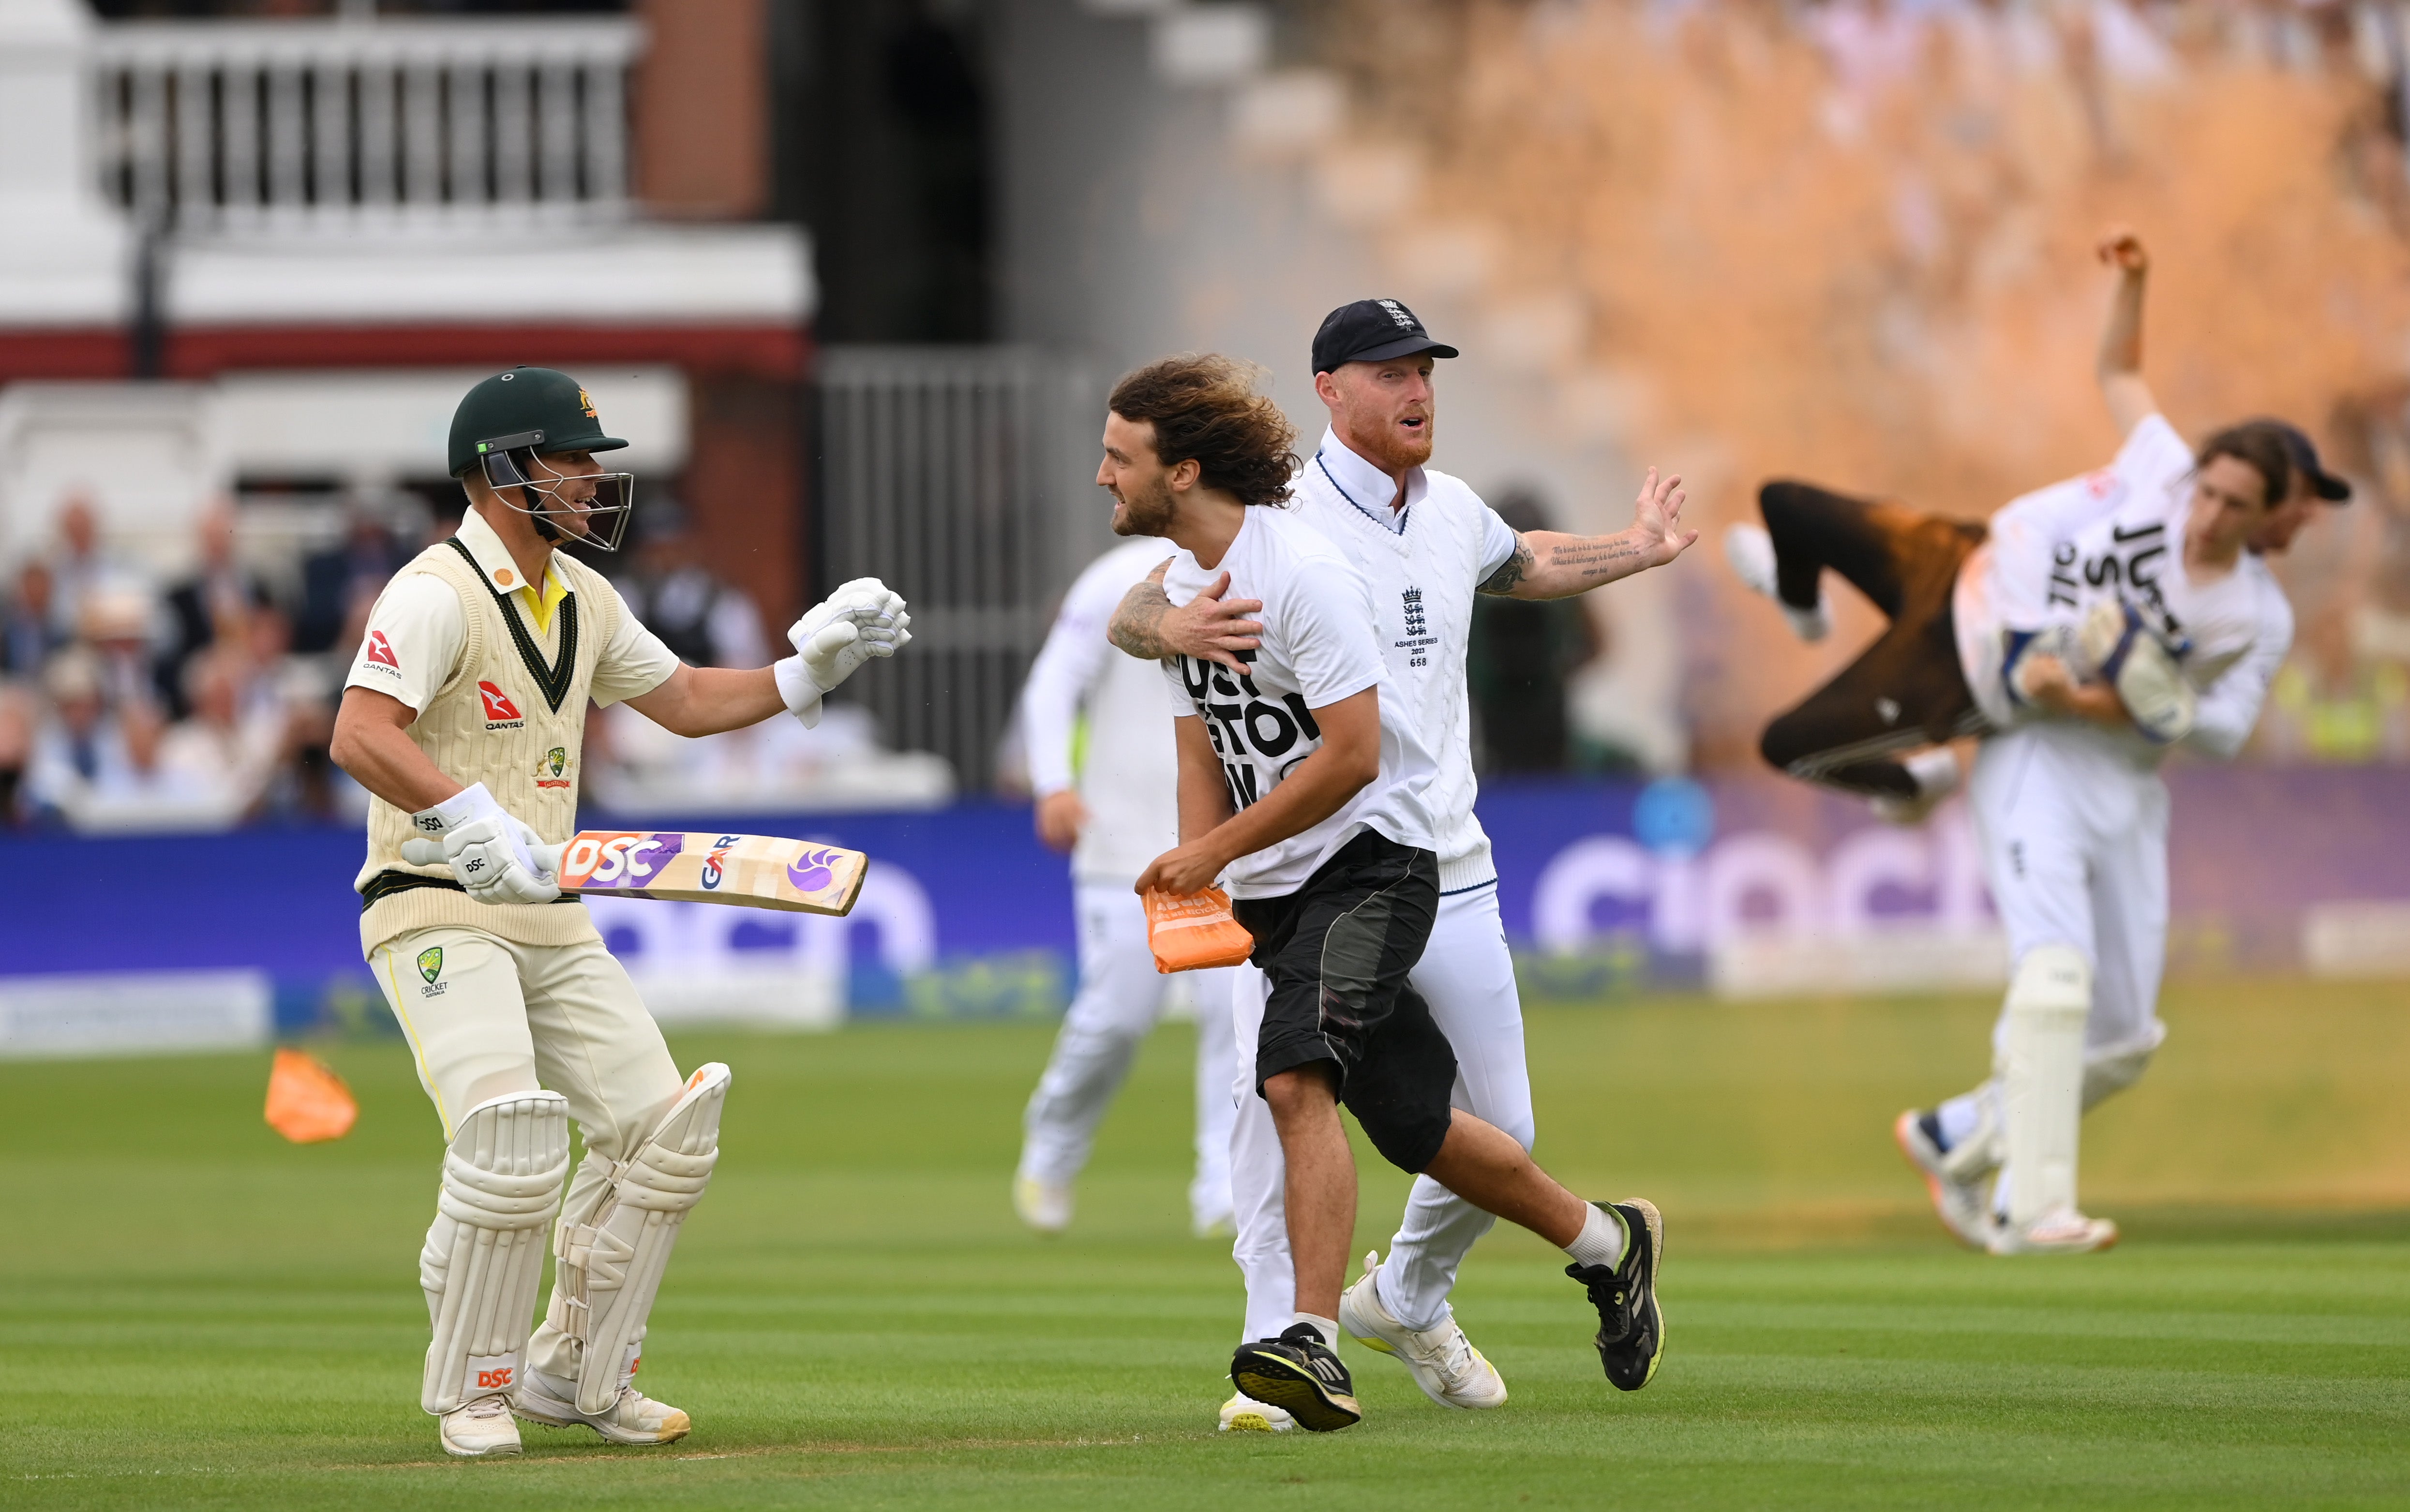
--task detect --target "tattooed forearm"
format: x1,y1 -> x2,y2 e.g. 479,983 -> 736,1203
1108,582 -> 1175,658
1546,538 -> 1644,580
1476,537 -> 1535,595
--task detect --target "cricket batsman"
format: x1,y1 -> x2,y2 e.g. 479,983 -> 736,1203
329,367 -> 912,1456
1723,233 -> 2348,1252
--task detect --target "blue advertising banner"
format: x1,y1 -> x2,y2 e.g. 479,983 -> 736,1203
4,769 -> 2408,1051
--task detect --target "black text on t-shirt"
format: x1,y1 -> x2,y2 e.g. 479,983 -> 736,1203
1177,649 -> 1325,809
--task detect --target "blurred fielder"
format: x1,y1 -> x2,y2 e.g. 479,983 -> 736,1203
1724,235 -> 2347,1253
1012,535 -> 1238,1238
329,368 -> 912,1456
1115,300 -> 1696,1428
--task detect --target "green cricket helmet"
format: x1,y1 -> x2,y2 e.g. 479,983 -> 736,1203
448,366 -> 636,551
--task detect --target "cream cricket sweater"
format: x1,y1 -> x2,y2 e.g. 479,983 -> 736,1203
354,537 -> 622,955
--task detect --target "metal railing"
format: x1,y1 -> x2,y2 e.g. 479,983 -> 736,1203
91,17 -> 642,234
816,347 -> 1108,792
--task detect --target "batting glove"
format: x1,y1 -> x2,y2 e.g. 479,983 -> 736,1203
2078,599 -> 2196,743
403,783 -> 562,904
776,579 -> 914,728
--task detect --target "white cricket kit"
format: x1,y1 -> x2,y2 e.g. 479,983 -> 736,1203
1953,414 -> 2292,758
1157,503 -> 1440,893
344,508 -> 711,1419
1225,432 -> 1535,1336
1939,416 -> 2295,1215
1014,539 -> 1235,1228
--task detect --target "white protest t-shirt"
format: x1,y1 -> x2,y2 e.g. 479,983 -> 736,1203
1289,429 -> 1520,893
1954,414 -> 2293,763
1157,505 -> 1439,898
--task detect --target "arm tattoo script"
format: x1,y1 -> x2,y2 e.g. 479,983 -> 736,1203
1109,581 -> 1175,658
1547,537 -> 1644,580
1476,537 -> 1535,595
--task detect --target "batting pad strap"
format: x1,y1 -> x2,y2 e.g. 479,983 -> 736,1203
555,1062 -> 731,1416
421,1090 -> 570,1416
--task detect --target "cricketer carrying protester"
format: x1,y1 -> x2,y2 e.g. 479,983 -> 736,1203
329,367 -> 913,1458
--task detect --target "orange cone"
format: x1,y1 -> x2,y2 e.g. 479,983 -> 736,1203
265,1047 -> 359,1143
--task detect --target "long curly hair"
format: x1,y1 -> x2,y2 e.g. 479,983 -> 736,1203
1107,355 -> 1299,507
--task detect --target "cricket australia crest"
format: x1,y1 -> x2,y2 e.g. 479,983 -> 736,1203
416,947 -> 447,995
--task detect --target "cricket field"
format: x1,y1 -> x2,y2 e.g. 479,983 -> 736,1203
7,977 -> 2407,1509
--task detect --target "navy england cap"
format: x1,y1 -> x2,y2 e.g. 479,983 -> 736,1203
1312,297 -> 1460,374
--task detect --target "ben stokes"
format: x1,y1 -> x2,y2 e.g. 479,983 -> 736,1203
1100,352 -> 1668,1433
1112,300 -> 1695,1428
330,367 -> 910,1456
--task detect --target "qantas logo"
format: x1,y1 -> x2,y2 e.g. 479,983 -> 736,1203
362,630 -> 400,674
478,681 -> 525,729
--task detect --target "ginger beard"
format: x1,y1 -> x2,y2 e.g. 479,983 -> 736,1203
1327,362 -> 1437,475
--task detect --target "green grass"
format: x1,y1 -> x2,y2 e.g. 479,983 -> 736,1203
7,978 -> 2410,1509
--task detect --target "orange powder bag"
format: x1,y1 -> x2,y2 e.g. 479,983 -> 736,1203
264,1046 -> 359,1144
1144,888 -> 1255,973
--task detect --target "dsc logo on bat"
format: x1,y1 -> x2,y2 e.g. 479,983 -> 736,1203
560,832 -> 685,889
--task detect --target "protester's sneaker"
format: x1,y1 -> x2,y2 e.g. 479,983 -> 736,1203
513,1366 -> 692,1446
438,1394 -> 522,1458
1339,1251 -> 1508,1410
1216,1390 -> 1295,1433
1013,1176 -> 1072,1235
1566,1199 -> 1665,1392
1230,1323 -> 1362,1432
1989,1209 -> 2120,1256
1894,1110 -> 1996,1249
1723,523 -> 1829,641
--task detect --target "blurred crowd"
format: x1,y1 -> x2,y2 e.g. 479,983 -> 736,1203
0,492 -> 394,832
0,488 -> 950,833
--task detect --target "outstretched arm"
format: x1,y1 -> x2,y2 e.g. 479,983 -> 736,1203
2096,228 -> 2160,440
1477,467 -> 1697,600
623,663 -> 785,737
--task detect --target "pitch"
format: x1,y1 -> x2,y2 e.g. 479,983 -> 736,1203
7,979 -> 2407,1510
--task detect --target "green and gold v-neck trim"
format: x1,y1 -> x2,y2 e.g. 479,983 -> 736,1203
443,536 -> 580,712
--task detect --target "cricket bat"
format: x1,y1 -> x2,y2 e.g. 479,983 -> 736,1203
555,830 -> 867,916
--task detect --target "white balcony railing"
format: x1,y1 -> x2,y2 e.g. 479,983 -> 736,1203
91,17 -> 643,235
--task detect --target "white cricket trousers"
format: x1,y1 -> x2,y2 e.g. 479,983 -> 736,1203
1229,881 -> 1532,1340
1018,880 -> 1237,1227
371,923 -> 687,1382
1948,725 -> 2172,1179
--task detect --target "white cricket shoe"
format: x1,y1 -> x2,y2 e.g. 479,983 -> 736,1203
1893,1110 -> 1994,1249
1989,1209 -> 2120,1256
513,1367 -> 692,1446
1217,1389 -> 1295,1432
1338,1251 -> 1509,1410
438,1394 -> 522,1458
1723,523 -> 1830,642
1014,1176 -> 1072,1235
